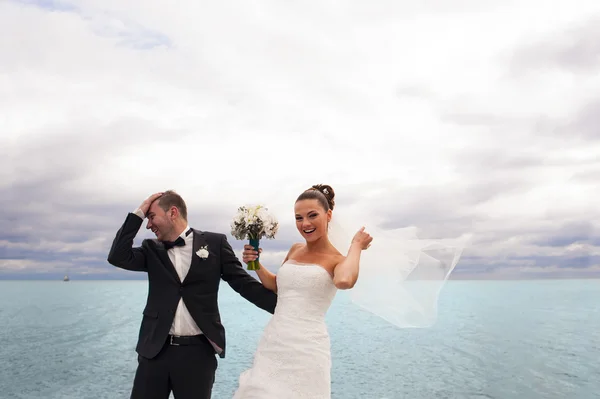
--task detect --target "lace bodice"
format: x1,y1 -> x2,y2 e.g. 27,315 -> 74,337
274,261 -> 337,321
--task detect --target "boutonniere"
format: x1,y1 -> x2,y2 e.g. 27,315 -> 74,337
196,246 -> 209,259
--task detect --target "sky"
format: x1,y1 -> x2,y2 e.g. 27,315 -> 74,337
1,0 -> 599,280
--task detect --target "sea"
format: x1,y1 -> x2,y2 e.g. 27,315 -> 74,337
0,280 -> 597,399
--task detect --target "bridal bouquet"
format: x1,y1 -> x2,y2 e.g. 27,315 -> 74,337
230,205 -> 279,270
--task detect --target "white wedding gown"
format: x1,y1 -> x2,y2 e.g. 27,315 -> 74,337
233,260 -> 337,398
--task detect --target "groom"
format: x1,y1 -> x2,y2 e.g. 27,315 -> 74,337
107,190 -> 277,399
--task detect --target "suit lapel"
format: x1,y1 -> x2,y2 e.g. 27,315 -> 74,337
183,229 -> 207,283
152,241 -> 181,283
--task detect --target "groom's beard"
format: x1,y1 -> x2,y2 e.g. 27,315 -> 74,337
154,222 -> 175,241
151,226 -> 164,240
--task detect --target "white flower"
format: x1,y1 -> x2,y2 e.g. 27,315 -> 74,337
230,204 -> 278,240
196,246 -> 209,259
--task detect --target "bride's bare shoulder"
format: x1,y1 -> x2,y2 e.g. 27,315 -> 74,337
283,243 -> 304,261
289,243 -> 305,252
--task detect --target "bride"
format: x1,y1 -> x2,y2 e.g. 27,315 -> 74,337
232,184 -> 468,398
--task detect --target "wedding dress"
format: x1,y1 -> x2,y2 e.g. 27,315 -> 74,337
233,260 -> 337,398
232,220 -> 470,398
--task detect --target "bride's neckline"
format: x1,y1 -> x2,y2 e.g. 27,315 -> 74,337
283,260 -> 334,278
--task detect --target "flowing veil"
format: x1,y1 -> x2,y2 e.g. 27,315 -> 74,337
328,216 -> 472,328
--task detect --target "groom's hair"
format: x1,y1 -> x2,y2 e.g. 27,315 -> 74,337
158,190 -> 188,221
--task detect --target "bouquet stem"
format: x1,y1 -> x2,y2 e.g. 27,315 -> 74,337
247,238 -> 260,270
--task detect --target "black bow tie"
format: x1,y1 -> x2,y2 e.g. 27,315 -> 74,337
162,229 -> 192,250
163,237 -> 185,250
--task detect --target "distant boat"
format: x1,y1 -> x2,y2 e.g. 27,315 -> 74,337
63,275 -> 70,282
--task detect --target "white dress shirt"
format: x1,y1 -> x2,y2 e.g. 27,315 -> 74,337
133,209 -> 203,337
167,225 -> 204,336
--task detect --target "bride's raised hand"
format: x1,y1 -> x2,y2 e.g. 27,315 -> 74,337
351,227 -> 373,250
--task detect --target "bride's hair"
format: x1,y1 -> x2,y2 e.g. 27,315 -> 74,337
296,184 -> 335,211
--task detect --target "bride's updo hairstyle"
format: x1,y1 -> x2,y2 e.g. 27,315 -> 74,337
295,184 -> 335,211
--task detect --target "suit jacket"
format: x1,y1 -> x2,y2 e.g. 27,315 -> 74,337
107,213 -> 277,359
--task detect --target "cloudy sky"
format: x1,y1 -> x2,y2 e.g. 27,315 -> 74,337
1,0 -> 599,280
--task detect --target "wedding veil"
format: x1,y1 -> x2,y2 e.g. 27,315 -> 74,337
328,216 -> 471,328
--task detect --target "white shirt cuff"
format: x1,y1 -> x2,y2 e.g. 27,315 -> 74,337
133,208 -> 145,219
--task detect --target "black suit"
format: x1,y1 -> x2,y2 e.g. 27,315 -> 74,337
107,213 -> 277,398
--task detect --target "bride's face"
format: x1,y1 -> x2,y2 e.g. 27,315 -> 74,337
294,199 -> 331,242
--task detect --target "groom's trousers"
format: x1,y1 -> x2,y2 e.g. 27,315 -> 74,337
130,334 -> 218,399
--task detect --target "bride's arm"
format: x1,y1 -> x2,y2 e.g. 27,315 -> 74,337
332,243 -> 362,289
333,226 -> 373,289
254,261 -> 277,293
245,243 -> 301,293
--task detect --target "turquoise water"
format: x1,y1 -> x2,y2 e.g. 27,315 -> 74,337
0,280 -> 597,398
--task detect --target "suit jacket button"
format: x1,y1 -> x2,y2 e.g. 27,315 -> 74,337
179,287 -> 183,294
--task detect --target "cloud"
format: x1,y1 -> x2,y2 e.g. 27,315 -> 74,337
1,0 -> 599,279
509,16 -> 600,74
532,221 -> 600,247
559,98 -> 600,140
14,0 -> 77,12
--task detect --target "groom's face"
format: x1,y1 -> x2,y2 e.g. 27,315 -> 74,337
146,200 -> 174,240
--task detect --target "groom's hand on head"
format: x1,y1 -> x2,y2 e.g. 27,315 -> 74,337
138,192 -> 163,217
